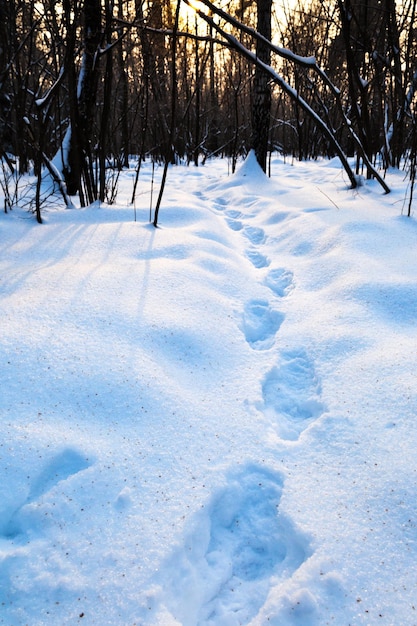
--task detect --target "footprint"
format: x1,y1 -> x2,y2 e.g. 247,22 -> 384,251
243,225 -> 266,245
240,299 -> 284,350
160,465 -> 311,625
3,448 -> 91,538
265,268 -> 294,297
225,210 -> 242,219
245,248 -> 270,269
261,349 -> 326,440
213,197 -> 227,211
225,218 -> 243,231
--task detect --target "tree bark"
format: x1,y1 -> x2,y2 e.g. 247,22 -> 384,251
0,0 -> 12,157
64,0 -> 101,203
251,0 -> 272,172
153,0 -> 181,227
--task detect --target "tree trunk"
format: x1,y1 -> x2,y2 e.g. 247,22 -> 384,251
153,0 -> 181,227
64,0 -> 101,203
251,0 -> 272,172
117,0 -> 129,168
0,0 -> 12,157
99,0 -> 113,202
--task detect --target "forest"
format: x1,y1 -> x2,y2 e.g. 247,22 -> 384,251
1,0 -> 417,220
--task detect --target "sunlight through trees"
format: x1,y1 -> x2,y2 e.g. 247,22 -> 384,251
1,0 -> 417,216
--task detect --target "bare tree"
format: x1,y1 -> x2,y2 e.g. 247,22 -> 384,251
10,0 -> 417,219
251,0 -> 272,171
62,0 -> 102,204
0,0 -> 12,160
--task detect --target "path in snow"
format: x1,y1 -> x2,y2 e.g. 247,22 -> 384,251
154,159 -> 322,624
220,173 -> 326,444
185,158 -> 417,626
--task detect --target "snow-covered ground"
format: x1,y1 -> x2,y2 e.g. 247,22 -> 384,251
1,154 -> 417,625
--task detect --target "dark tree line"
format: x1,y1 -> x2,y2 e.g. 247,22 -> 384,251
1,0 -> 417,219
280,0 -> 417,174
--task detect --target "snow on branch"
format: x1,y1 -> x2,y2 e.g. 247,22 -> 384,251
192,0 -> 340,96
35,66 -> 66,109
183,0 -> 390,193
184,0 -> 357,188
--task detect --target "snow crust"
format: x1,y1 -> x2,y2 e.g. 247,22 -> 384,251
1,152 -> 417,625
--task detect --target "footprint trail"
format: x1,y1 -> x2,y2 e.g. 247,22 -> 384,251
181,180 -> 323,623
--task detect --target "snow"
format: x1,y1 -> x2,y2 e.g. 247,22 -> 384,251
1,152 -> 417,625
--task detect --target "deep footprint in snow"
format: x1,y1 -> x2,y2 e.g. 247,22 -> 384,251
213,197 -> 227,211
265,267 -> 294,297
2,448 -> 91,538
245,248 -> 270,269
261,349 -> 326,441
243,225 -> 266,245
225,209 -> 243,220
162,465 -> 311,625
225,217 -> 244,231
240,299 -> 284,350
